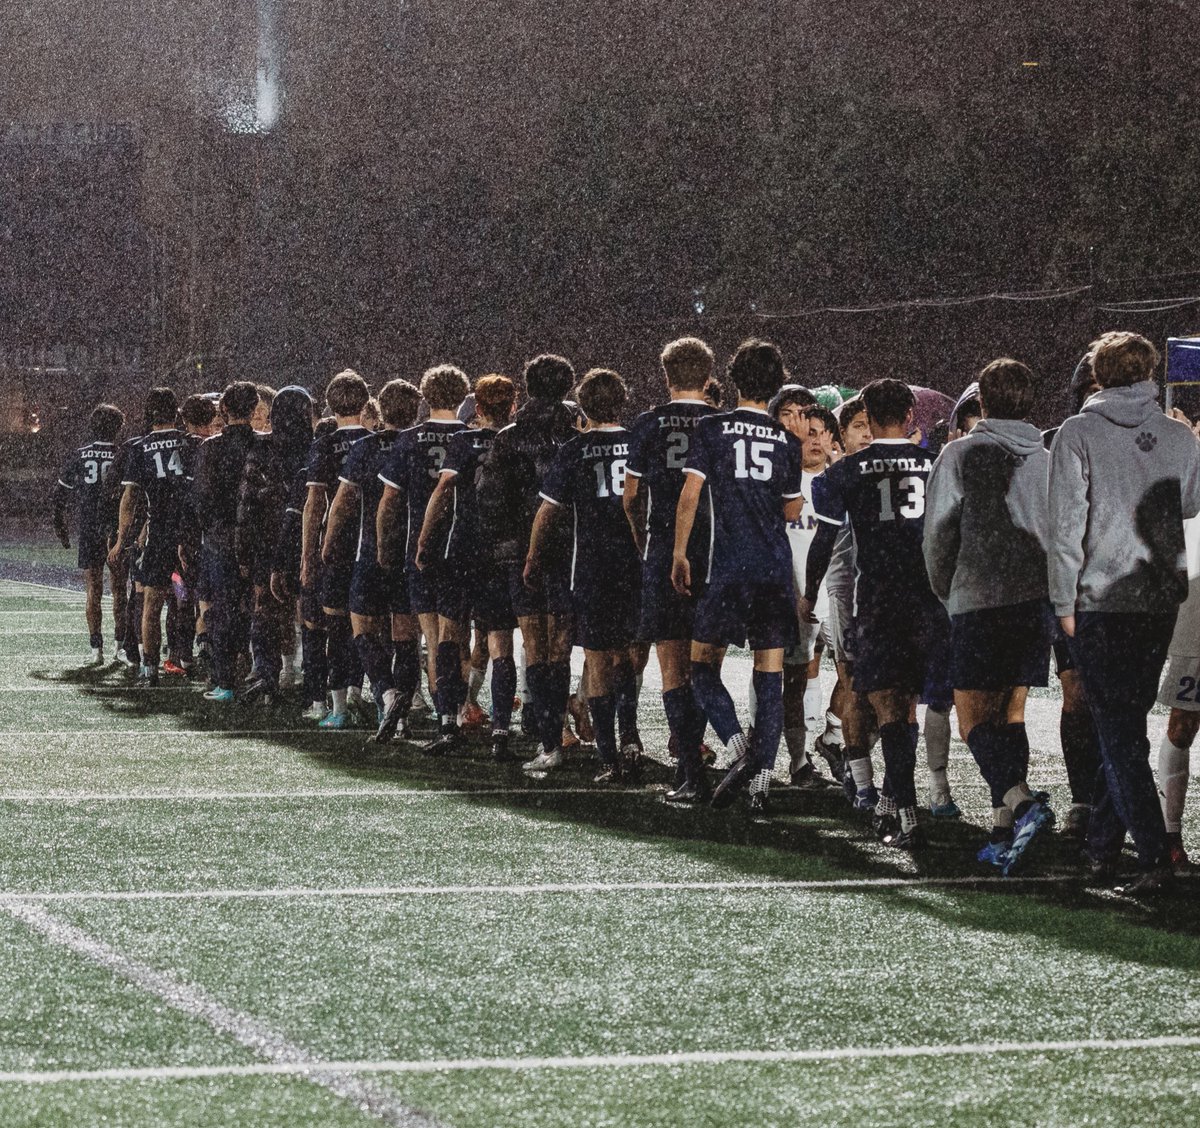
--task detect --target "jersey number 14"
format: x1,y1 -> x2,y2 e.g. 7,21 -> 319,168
150,450 -> 184,479
877,476 -> 925,520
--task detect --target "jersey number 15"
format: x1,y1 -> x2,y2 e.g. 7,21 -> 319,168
733,439 -> 773,480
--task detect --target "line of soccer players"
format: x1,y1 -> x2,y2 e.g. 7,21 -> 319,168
53,330 -> 1199,893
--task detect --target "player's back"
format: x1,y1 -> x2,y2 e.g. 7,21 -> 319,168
686,407 -> 803,587
60,440 -> 118,531
340,428 -> 399,564
442,425 -> 497,566
380,419 -> 465,563
816,438 -> 935,611
627,400 -> 714,566
125,429 -> 191,531
308,425 -> 371,497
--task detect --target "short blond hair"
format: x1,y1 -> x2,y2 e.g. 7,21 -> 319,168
1089,332 -> 1159,388
660,337 -> 714,392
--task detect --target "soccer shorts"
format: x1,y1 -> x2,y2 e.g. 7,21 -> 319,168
637,562 -> 700,643
787,616 -> 831,666
138,531 -> 180,589
573,582 -> 639,652
407,563 -> 471,622
473,565 -> 518,633
77,530 -> 108,571
853,601 -> 946,696
693,581 -> 799,652
506,560 -> 572,620
1158,656 -> 1200,711
949,599 -> 1052,691
349,558 -> 408,618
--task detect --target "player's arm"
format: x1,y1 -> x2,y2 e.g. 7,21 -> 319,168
523,498 -> 562,587
622,474 -> 647,555
922,454 -> 962,604
416,472 -> 456,571
801,467 -> 845,610
376,483 -> 405,568
52,483 -> 71,548
1048,428 -> 1089,637
671,471 -> 703,595
321,480 -> 359,564
783,495 -> 804,523
300,483 -> 327,590
107,484 -> 140,565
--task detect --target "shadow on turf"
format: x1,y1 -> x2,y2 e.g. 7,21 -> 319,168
44,662 -> 1200,955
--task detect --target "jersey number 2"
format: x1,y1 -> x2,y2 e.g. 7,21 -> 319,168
877,476 -> 925,520
733,440 -> 772,480
594,460 -> 628,498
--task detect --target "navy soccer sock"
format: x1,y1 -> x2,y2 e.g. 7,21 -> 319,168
490,655 -> 517,734
250,609 -> 280,689
690,661 -> 742,748
544,660 -> 572,750
1060,708 -> 1101,805
354,632 -> 394,707
751,669 -> 784,774
965,722 -> 1014,809
302,625 -> 328,705
1007,722 -> 1031,781
126,589 -> 144,662
325,616 -> 354,693
588,693 -> 619,765
616,663 -> 640,744
434,640 -> 465,726
525,662 -> 549,745
878,720 -> 918,809
392,639 -> 421,710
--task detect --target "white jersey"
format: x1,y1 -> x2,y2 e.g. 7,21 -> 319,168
1169,516 -> 1200,657
787,469 -> 830,621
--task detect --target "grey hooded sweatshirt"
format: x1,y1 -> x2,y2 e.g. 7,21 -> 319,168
923,418 -> 1050,614
1048,381 -> 1200,617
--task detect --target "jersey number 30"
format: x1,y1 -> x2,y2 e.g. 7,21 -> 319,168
733,439 -> 773,480
877,476 -> 925,520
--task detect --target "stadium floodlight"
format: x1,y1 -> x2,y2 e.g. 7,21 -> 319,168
1164,336 -> 1200,410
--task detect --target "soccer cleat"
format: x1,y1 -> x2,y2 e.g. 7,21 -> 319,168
523,746 -> 564,772
371,697 -> 408,745
1059,804 -> 1091,840
237,676 -> 272,706
929,798 -> 962,820
318,711 -> 350,729
882,824 -> 921,850
1002,800 -> 1055,876
665,776 -> 712,805
421,728 -> 461,756
620,741 -> 644,784
302,701 -> 329,722
852,785 -> 879,813
203,687 -> 234,703
593,761 -> 625,785
490,734 -> 516,762
461,702 -> 488,730
1166,833 -> 1191,874
748,792 -> 771,821
977,839 -> 1011,869
346,696 -> 375,729
790,761 -> 830,790
711,754 -> 754,810
138,664 -> 160,688
812,736 -> 845,783
1114,865 -> 1175,898
872,810 -> 899,841
163,660 -> 188,677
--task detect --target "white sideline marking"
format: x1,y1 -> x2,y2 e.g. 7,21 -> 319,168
0,898 -> 440,1125
3,1033 -> 1198,1085
0,787 -> 636,802
0,729 -> 362,738
0,874 -> 1071,904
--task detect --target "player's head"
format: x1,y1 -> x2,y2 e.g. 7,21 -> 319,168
1068,352 -> 1101,415
802,404 -> 841,468
144,387 -> 178,427
473,374 -> 517,427
837,396 -> 873,454
378,379 -> 422,430
978,358 -> 1036,421
576,368 -> 627,425
314,416 -> 338,439
861,379 -> 914,432
252,384 -> 276,431
660,337 -> 714,393
89,403 -> 124,443
523,354 -> 575,402
220,381 -> 259,424
769,385 -> 817,438
180,394 -> 218,436
702,376 -> 724,409
269,386 -> 315,451
419,364 -> 470,412
360,397 -> 382,431
727,339 -> 786,404
1088,331 -> 1159,389
324,369 -> 371,418
953,385 -> 982,434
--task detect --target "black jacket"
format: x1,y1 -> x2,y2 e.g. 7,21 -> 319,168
194,423 -> 258,556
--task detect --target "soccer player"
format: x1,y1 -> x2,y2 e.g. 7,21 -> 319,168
53,403 -> 125,662
235,386 -> 316,701
192,381 -> 261,702
377,365 -> 469,748
527,368 -> 642,780
924,359 -> 1055,874
1050,331 -> 1200,895
673,339 -> 804,816
417,374 -> 518,758
109,388 -> 191,686
252,384 -> 276,433
320,379 -> 422,740
804,379 -> 942,849
624,337 -> 717,802
475,355 -> 579,771
302,370 -> 373,726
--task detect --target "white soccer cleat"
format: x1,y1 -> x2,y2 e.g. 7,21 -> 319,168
302,701 -> 330,723
522,747 -> 564,772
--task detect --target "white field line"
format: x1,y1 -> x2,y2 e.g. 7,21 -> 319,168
0,787 -> 638,802
5,685 -> 195,692
0,874 -> 1078,904
4,1033 -> 1200,1086
0,729 -> 362,738
0,898 -> 441,1126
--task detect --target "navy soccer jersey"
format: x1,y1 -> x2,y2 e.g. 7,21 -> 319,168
539,427 -> 640,596
440,426 -> 497,566
306,425 -> 371,498
379,419 -> 466,565
339,429 -> 399,564
122,429 -> 193,534
810,437 -> 937,617
625,399 -> 715,570
683,407 -> 804,587
58,440 -> 118,547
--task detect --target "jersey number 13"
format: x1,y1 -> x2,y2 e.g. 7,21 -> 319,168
876,476 -> 925,520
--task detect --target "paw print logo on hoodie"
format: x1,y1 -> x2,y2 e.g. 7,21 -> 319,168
1135,431 -> 1158,452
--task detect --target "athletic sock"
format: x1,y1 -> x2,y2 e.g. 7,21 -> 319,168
898,806 -> 919,834
467,665 -> 485,708
924,707 -> 952,800
1158,736 -> 1191,834
545,660 -> 572,750
876,793 -> 897,817
966,722 -> 1007,809
663,686 -> 701,776
878,720 -> 918,809
690,661 -> 742,746
588,692 -> 618,764
353,633 -> 394,700
525,662 -> 549,745
1060,707 -> 1101,806
325,617 -> 353,692
330,687 -> 348,716
803,678 -> 823,736
1006,721 -> 1031,780
784,726 -> 808,765
849,754 -> 874,790
489,656 -> 517,734
749,768 -> 772,797
435,641 -> 466,721
89,631 -> 103,650
616,663 -> 639,745
392,640 -> 420,709
822,710 -> 844,748
302,626 -> 328,707
751,670 -> 784,774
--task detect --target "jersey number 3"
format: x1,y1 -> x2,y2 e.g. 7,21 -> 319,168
877,476 -> 925,520
733,439 -> 773,480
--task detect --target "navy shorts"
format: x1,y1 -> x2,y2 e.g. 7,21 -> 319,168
319,557 -> 355,613
508,560 -> 573,620
637,562 -> 700,643
407,564 -> 471,622
78,530 -> 108,571
573,582 -> 640,652
349,558 -> 408,618
950,599 -> 1052,691
138,532 -> 180,589
853,601 -> 945,696
474,565 -> 519,633
693,581 -> 799,651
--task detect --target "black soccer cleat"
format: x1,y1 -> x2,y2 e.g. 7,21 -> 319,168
872,810 -> 900,842
421,728 -> 461,757
710,755 -> 753,810
593,760 -> 625,785
812,736 -> 845,783
882,824 -> 921,851
490,734 -> 516,763
371,696 -> 409,745
748,792 -> 771,821
664,775 -> 711,805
